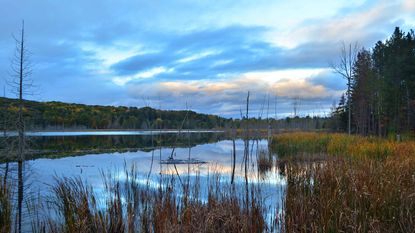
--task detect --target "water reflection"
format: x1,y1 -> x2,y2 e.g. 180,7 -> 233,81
0,132 -> 228,161
1,132 -> 286,230
26,139 -> 286,187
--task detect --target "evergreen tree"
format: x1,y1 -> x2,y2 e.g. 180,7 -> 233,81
341,27 -> 415,136
351,49 -> 376,135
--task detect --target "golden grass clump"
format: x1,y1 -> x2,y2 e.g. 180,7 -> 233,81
272,132 -> 415,159
283,157 -> 415,232
272,132 -> 415,232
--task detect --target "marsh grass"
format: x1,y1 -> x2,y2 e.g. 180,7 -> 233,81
272,132 -> 415,232
41,166 -> 267,233
272,132 -> 415,159
283,157 -> 415,232
270,133 -> 330,157
0,176 -> 12,233
257,150 -> 272,174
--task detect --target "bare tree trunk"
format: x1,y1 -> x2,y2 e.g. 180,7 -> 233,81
347,78 -> 351,134
9,21 -> 28,233
331,42 -> 358,135
17,21 -> 26,233
231,138 -> 236,185
406,85 -> 410,130
274,94 -> 278,134
243,92 -> 250,213
377,91 -> 382,137
266,94 -> 271,148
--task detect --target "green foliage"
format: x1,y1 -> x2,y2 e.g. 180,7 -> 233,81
270,132 -> 330,157
329,94 -> 347,131
372,27 -> 415,135
0,98 -> 229,130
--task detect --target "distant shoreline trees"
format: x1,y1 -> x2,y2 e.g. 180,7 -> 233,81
0,96 -> 332,131
0,97 -> 229,130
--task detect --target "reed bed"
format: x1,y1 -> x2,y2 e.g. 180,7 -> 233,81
40,166 -> 267,233
271,132 -> 415,159
0,176 -> 12,233
283,157 -> 415,232
270,133 -> 330,157
271,132 -> 415,232
257,150 -> 272,174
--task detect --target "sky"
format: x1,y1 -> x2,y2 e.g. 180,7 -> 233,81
1,0 -> 415,118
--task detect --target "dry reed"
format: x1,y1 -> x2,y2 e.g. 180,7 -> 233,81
272,132 -> 415,232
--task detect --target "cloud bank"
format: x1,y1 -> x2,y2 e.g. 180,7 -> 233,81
0,0 -> 413,117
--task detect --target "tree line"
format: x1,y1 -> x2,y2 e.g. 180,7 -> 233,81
331,27 -> 415,137
0,97 -> 229,130
1,97 -> 332,131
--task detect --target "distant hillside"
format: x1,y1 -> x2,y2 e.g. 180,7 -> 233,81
0,97 -> 230,130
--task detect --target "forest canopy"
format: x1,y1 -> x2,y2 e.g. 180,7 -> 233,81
331,27 -> 415,136
0,97 -> 229,130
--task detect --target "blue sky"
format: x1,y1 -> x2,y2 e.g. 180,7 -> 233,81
1,0 -> 414,118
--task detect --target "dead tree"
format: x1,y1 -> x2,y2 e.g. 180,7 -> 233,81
231,138 -> 236,185
292,96 -> 300,118
9,20 -> 33,233
243,92 -> 250,212
274,93 -> 278,134
331,42 -> 359,135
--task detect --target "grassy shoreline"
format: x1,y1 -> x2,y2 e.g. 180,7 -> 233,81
271,132 -> 415,232
2,132 -> 414,232
271,132 -> 415,159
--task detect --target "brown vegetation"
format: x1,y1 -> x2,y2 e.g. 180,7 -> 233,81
41,167 -> 266,233
272,132 -> 415,232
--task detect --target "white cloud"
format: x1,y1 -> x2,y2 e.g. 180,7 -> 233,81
242,68 -> 328,84
113,66 -> 173,86
403,0 -> 415,12
271,1 -> 400,48
176,50 -> 219,63
126,68 -> 342,116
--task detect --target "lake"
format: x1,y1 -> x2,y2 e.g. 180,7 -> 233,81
0,131 -> 286,230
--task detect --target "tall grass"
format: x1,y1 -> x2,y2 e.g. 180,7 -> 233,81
271,132 -> 415,232
257,150 -> 272,174
270,133 -> 330,157
271,132 -> 415,159
0,176 -> 12,233
283,157 -> 415,232
43,166 -> 267,233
